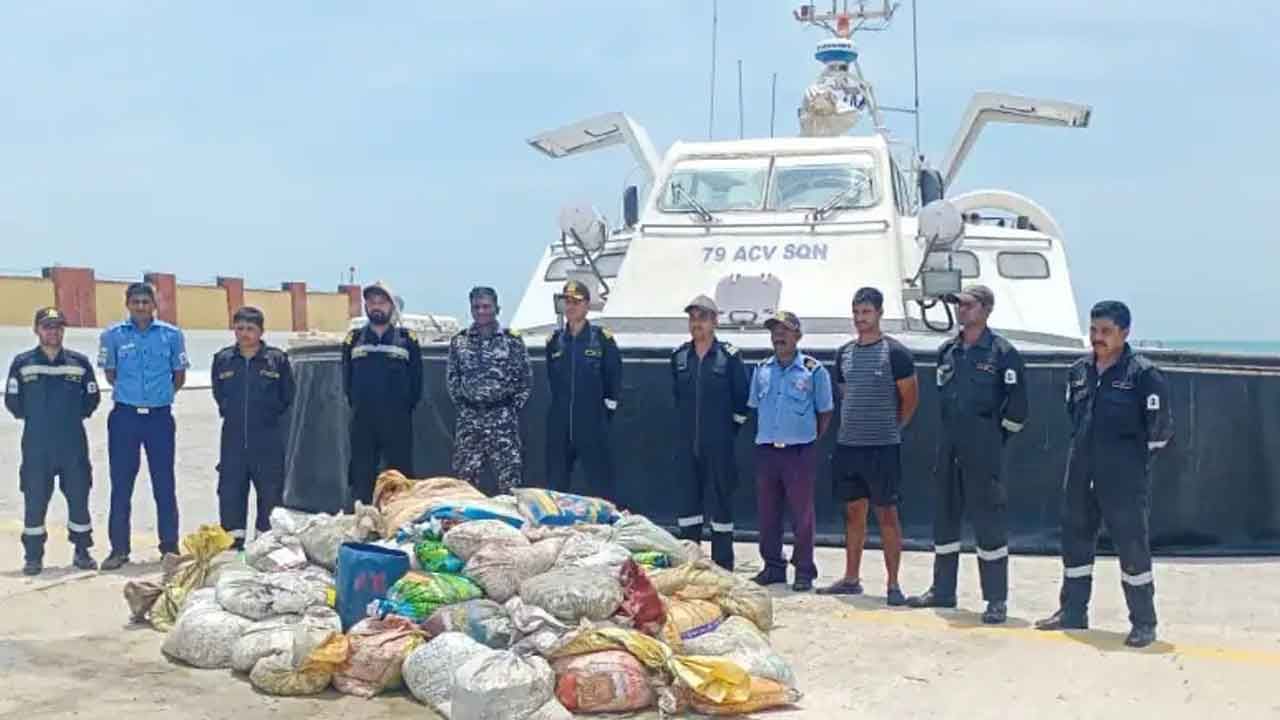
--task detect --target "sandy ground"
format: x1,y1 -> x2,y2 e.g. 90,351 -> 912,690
2,393 -> 1280,719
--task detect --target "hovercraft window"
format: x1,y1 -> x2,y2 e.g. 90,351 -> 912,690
658,158 -> 771,213
767,153 -> 879,211
996,251 -> 1050,279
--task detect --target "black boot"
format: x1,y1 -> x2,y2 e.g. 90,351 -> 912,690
73,547 -> 98,571
982,601 -> 1007,624
1035,608 -> 1088,631
905,588 -> 957,609
22,557 -> 42,576
1125,624 -> 1157,648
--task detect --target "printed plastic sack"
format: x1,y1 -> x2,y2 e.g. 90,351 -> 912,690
423,499 -> 525,530
403,632 -> 496,715
514,488 -> 619,527
553,533 -> 632,576
464,542 -> 557,604
231,606 -> 342,673
216,569 -> 330,621
443,519 -> 529,562
552,650 -> 655,713
616,559 -> 666,635
610,514 -> 687,563
519,568 -> 624,623
161,591 -> 254,669
334,615 -> 425,698
680,616 -> 796,687
631,551 -> 675,570
661,597 -> 724,647
250,632 -> 349,697
372,571 -> 483,622
505,596 -> 573,657
374,470 -> 487,536
424,599 -> 514,650
551,626 -> 751,706
686,676 -> 802,715
452,650 -> 555,720
125,525 -> 235,630
415,538 -> 464,573
244,530 -> 308,573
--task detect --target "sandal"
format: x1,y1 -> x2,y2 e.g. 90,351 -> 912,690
816,577 -> 864,595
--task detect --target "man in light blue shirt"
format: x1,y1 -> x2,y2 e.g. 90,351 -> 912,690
97,282 -> 189,569
748,311 -> 834,592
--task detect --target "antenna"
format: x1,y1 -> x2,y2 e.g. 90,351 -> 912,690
769,72 -> 778,137
911,0 -> 921,155
737,59 -> 745,139
708,0 -> 718,140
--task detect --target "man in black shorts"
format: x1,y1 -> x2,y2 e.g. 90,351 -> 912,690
818,287 -> 918,604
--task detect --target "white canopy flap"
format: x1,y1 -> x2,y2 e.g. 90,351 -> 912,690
941,92 -> 1092,189
527,112 -> 660,186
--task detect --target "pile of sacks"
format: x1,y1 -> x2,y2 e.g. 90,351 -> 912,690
127,470 -> 801,717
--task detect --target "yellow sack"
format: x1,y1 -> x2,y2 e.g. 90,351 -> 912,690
302,633 -> 351,675
126,525 -> 236,631
551,626 -> 750,706
660,598 -> 724,650
651,560 -> 775,631
687,676 -> 803,715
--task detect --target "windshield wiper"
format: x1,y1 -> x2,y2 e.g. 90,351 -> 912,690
670,182 -> 715,223
808,177 -> 868,222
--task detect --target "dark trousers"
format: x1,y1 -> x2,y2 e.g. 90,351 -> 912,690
677,445 -> 737,571
1060,459 -> 1156,627
755,443 -> 817,581
108,404 -> 179,555
21,454 -> 93,561
930,440 -> 1009,602
546,428 -> 615,502
349,410 -> 413,506
217,456 -> 284,546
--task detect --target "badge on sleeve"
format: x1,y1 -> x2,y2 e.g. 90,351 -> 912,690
1004,369 -> 1018,385
1147,393 -> 1161,411
86,381 -> 99,394
6,377 -> 17,394
97,346 -> 108,365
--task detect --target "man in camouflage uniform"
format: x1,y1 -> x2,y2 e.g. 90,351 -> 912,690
446,286 -> 533,493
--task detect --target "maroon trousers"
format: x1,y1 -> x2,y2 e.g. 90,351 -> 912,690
755,443 -> 818,581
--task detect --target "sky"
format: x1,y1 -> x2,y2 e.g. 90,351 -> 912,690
1,1 -> 1277,340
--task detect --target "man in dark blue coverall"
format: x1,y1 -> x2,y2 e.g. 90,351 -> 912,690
545,280 -> 622,500
907,285 -> 1028,624
671,294 -> 749,570
5,308 -> 102,575
1036,300 -> 1173,648
343,281 -> 422,506
212,306 -> 295,549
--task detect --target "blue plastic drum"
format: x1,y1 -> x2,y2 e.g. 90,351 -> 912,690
335,542 -> 410,630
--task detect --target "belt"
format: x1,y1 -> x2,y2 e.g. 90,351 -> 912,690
758,441 -> 813,450
115,402 -> 170,415
463,399 -> 514,411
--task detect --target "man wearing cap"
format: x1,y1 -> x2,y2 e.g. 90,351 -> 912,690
907,285 -> 1028,623
211,306 -> 295,549
447,286 -> 533,493
343,281 -> 423,506
670,295 -> 749,570
749,311 -> 834,592
97,282 -> 190,570
1036,300 -> 1172,648
5,308 -> 102,575
545,279 -> 622,499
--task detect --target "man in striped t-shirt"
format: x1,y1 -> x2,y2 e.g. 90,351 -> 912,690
817,287 -> 918,604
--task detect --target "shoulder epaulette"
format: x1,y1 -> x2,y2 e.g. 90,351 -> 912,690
344,329 -> 359,345
601,327 -> 614,340
672,342 -> 691,356
405,329 -> 418,343
803,357 -> 819,371
505,327 -> 522,338
722,341 -> 739,356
